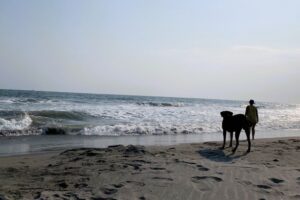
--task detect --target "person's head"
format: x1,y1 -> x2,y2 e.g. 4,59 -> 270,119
249,99 -> 255,105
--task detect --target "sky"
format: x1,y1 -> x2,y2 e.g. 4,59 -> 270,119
0,0 -> 300,103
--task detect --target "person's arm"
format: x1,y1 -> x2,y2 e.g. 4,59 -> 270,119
256,107 -> 259,122
245,106 -> 249,116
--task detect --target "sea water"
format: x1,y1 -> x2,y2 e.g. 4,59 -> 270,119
1,89 -> 300,155
0,89 -> 300,137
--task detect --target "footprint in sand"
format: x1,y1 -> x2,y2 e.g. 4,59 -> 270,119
91,197 -> 117,200
62,193 -> 82,199
290,194 -> 300,199
269,178 -> 284,184
74,183 -> 88,188
97,159 -> 106,163
257,185 -> 272,189
197,164 -> 210,171
255,184 -> 284,195
132,160 -> 151,164
56,181 -> 68,189
33,192 -> 41,199
289,139 -> 300,143
126,163 -> 142,170
191,176 -> 223,191
126,181 -> 146,187
173,159 -> 196,165
192,176 -> 222,183
112,183 -> 124,188
239,180 -> 284,195
37,191 -> 82,200
150,167 -> 166,170
101,188 -> 118,195
152,177 -> 174,181
69,157 -> 83,162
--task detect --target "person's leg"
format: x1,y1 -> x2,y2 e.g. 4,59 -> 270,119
252,124 -> 256,140
246,127 -> 251,153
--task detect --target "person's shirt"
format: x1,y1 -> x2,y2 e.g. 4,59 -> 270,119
245,105 -> 259,124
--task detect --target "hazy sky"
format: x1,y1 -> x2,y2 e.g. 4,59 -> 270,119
0,0 -> 300,103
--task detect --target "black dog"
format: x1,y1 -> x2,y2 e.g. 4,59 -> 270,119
220,111 -> 251,153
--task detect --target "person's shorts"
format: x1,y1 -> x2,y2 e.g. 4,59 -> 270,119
246,118 -> 257,127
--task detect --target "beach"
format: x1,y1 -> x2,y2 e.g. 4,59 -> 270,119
1,0 -> 300,199
0,90 -> 300,199
0,136 -> 299,200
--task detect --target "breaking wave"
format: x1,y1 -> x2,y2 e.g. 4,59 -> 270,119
28,110 -> 96,121
136,102 -> 184,107
83,124 -> 206,136
1,89 -> 300,137
0,113 -> 32,131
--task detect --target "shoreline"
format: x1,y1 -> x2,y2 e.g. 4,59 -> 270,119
0,136 -> 299,199
0,129 -> 300,156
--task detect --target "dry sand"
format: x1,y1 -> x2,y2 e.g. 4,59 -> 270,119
0,137 -> 300,200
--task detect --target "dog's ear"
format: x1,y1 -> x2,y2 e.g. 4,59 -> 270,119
220,111 -> 233,118
220,111 -> 226,117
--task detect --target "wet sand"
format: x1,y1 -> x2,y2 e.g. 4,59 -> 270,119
1,129 -> 300,156
0,137 -> 300,200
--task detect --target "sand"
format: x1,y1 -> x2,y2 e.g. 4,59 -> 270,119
0,137 -> 300,200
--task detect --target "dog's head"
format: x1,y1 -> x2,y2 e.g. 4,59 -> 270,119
220,111 -> 233,118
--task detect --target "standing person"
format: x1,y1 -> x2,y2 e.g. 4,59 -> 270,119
245,99 -> 259,140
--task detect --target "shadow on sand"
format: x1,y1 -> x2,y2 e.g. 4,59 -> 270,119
198,148 -> 248,163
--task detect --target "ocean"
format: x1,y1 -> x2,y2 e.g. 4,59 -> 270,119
1,89 -> 300,155
1,89 -> 300,137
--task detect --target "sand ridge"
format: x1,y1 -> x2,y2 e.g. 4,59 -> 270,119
0,137 -> 299,200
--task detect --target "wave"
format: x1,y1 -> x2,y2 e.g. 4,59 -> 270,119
0,129 -> 41,136
83,124 -> 206,136
0,126 -> 85,136
0,97 -> 60,105
0,113 -> 32,131
28,110 -> 96,121
1,90 -> 300,137
136,102 -> 184,107
0,99 -> 15,104
0,110 -> 97,122
0,110 -> 100,135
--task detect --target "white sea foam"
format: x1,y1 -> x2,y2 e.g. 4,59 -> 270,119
80,102 -> 300,136
0,98 -> 15,104
1,90 -> 300,136
36,102 -> 300,135
0,113 -> 32,131
83,123 -> 212,136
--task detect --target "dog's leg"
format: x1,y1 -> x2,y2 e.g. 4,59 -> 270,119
229,132 -> 233,147
232,129 -> 241,153
221,130 -> 226,149
246,128 -> 251,153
